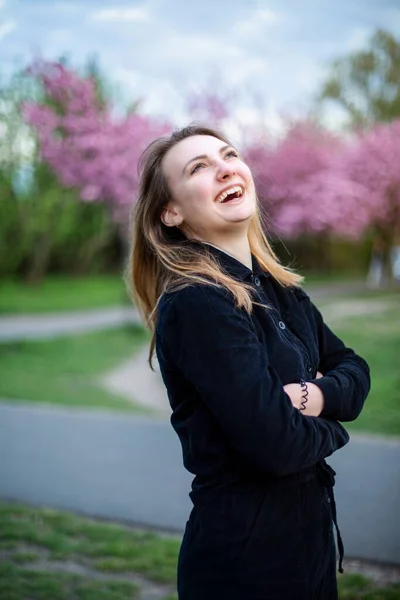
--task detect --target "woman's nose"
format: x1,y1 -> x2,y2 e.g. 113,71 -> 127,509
216,159 -> 235,180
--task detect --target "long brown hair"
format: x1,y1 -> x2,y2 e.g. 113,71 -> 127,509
125,124 -> 302,369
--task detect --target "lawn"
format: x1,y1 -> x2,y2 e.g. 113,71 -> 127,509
0,500 -> 179,599
0,501 -> 399,600
0,275 -> 129,314
320,300 -> 400,437
303,271 -> 365,286
0,326 -> 151,413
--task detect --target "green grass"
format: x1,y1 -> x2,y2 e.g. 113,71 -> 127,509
337,573 -> 400,599
303,271 -> 365,286
0,501 -> 180,584
0,275 -> 129,314
0,501 -> 399,600
321,303 -> 400,437
0,562 -> 140,600
0,326 -> 151,412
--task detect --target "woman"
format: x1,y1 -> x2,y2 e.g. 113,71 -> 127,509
128,125 -> 370,599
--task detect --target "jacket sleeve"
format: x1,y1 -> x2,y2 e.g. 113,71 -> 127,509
160,284 -> 349,478
307,298 -> 371,422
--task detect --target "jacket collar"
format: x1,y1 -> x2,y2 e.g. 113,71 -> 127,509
189,240 -> 269,283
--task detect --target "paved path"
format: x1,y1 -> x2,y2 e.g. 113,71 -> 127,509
0,306 -> 141,342
1,402 -> 399,565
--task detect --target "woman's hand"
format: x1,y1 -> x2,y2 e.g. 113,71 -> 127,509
283,375 -> 325,417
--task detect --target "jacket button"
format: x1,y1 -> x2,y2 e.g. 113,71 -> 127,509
278,321 -> 286,329
253,276 -> 261,286
307,366 -> 313,373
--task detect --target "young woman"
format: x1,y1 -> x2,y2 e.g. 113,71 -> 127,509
128,125 -> 370,599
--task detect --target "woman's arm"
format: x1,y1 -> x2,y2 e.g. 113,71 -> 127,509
159,284 -> 349,478
293,292 -> 371,422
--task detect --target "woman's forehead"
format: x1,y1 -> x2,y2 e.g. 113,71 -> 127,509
162,135 -> 228,178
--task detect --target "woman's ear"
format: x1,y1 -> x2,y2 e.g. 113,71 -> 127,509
161,204 -> 183,228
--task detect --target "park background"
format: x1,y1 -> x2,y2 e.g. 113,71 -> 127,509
0,1 -> 399,599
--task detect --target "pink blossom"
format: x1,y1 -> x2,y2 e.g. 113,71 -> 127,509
244,119 -> 400,240
23,60 -> 171,219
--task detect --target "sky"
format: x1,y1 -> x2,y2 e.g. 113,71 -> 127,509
1,0 -> 399,136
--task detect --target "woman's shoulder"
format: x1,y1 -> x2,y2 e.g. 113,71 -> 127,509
157,282 -> 235,326
289,284 -> 310,303
159,282 -> 232,311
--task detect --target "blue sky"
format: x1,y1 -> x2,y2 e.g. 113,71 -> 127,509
1,0 -> 399,134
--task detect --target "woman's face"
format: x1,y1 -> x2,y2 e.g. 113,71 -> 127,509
161,135 -> 257,240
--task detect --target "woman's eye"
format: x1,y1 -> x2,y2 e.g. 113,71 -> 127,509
191,162 -> 206,175
226,150 -> 239,159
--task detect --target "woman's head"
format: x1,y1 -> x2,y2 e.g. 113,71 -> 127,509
135,124 -> 256,250
160,131 -> 257,242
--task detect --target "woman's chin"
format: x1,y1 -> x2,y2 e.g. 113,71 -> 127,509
223,202 -> 256,223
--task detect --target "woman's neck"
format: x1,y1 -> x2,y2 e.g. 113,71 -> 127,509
200,237 -> 252,270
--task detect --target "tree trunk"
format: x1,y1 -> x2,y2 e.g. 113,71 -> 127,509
75,202 -> 117,273
367,223 -> 397,289
25,191 -> 65,283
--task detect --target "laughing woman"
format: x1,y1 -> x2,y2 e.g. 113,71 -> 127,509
127,125 -> 370,600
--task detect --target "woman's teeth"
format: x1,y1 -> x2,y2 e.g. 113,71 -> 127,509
216,186 -> 244,203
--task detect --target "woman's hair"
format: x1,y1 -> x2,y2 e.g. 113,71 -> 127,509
125,124 -> 303,369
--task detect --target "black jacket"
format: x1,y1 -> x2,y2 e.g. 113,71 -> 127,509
155,241 -> 370,598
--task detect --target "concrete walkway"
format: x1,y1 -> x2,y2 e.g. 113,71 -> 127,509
1,402 -> 399,565
101,347 -> 170,416
0,306 -> 141,342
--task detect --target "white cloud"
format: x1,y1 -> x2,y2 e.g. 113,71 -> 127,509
159,33 -> 244,64
0,19 -> 15,41
89,6 -> 149,23
113,66 -> 143,95
233,8 -> 281,36
46,28 -> 73,45
382,8 -> 400,33
139,78 -> 186,122
344,26 -> 373,53
320,103 -> 349,133
226,103 -> 287,144
114,66 -> 141,85
293,60 -> 326,94
224,57 -> 269,86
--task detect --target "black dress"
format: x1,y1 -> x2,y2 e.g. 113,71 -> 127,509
155,242 -> 370,600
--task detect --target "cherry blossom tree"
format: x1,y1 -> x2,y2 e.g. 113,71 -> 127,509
244,118 -> 400,283
22,60 -> 171,223
334,119 -> 400,283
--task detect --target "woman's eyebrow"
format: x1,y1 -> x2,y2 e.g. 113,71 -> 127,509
182,145 -> 231,175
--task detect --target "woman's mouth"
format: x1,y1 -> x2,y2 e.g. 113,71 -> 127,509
215,185 -> 245,204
